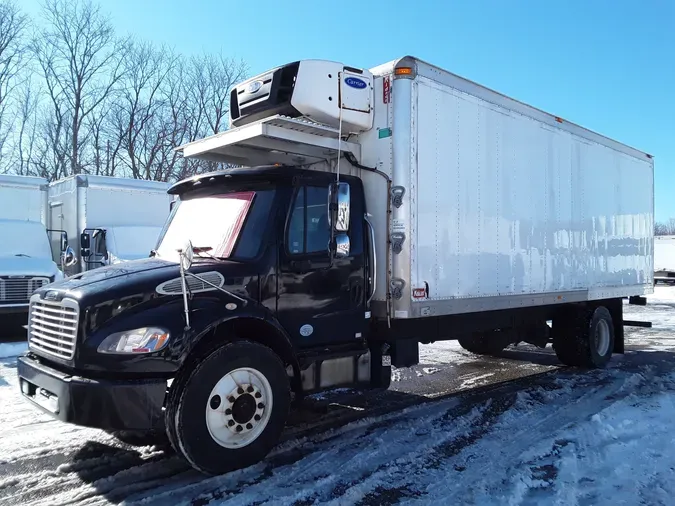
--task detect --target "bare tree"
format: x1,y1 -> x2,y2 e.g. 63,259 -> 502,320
0,0 -> 29,172
32,0 -> 127,177
655,221 -> 675,237
110,48 -> 247,182
160,52 -> 248,181
188,52 -> 247,136
86,99 -> 112,175
113,41 -> 177,180
1,0 -> 248,183
13,77 -> 40,175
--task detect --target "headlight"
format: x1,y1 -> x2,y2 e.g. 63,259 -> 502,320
98,327 -> 170,354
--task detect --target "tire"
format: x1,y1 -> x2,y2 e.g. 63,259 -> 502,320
553,305 -> 614,368
165,340 -> 290,475
458,331 -> 510,356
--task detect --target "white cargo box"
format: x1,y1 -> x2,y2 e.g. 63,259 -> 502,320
654,236 -> 675,274
179,56 -> 654,320
0,175 -> 49,223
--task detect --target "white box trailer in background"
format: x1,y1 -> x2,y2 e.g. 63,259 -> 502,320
47,175 -> 173,274
654,235 -> 675,284
0,175 -> 63,316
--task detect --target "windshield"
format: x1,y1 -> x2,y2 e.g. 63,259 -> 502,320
155,191 -> 256,262
0,220 -> 52,259
106,225 -> 165,262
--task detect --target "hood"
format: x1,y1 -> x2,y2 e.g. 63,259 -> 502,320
49,257 -> 178,293
0,255 -> 60,279
35,257 -> 259,304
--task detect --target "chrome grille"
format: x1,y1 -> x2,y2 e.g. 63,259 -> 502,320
28,295 -> 79,360
0,277 -> 50,304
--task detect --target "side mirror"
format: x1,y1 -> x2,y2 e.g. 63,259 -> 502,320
60,232 -> 68,253
328,182 -> 350,233
179,239 -> 194,271
93,230 -> 108,258
80,232 -> 91,258
333,233 -> 350,258
61,246 -> 78,267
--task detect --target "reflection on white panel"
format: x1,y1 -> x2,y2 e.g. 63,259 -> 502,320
415,77 -> 653,300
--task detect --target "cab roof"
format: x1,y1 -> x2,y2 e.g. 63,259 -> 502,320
167,165 -> 344,195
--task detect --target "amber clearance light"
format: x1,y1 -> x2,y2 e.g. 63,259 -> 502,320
395,67 -> 413,76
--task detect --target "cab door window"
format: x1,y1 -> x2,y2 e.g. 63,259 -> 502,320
287,186 -> 330,255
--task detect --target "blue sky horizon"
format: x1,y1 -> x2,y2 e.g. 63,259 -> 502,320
22,0 -> 674,221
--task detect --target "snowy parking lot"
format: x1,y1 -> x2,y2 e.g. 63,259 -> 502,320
2,288 -> 675,505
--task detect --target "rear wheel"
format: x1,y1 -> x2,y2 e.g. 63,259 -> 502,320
458,330 -> 511,356
165,340 -> 290,475
553,305 -> 614,368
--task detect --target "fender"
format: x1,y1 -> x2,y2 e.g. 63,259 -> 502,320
180,300 -> 302,394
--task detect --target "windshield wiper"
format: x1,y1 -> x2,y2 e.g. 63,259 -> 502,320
192,246 -> 229,263
15,253 -> 31,258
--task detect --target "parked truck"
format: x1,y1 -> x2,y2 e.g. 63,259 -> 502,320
17,57 -> 654,475
47,174 -> 173,275
0,175 -> 67,319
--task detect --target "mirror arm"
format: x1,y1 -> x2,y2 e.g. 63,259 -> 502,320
178,247 -> 191,330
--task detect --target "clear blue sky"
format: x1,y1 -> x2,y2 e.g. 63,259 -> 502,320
23,0 -> 675,220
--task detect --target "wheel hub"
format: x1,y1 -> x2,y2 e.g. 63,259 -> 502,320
205,367 -> 274,449
232,394 -> 256,424
209,383 -> 266,435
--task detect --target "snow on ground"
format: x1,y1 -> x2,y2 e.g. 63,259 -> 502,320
0,341 -> 26,359
1,288 -> 675,504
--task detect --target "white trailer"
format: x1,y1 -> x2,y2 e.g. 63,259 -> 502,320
654,235 -> 675,284
0,175 -> 64,316
183,57 -> 655,321
47,175 -> 173,274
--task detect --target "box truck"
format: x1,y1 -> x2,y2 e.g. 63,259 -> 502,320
17,57 -> 654,475
0,175 -> 67,318
47,175 -> 173,275
654,235 -> 675,284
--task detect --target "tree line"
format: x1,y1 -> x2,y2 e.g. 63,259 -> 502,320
655,221 -> 675,237
0,0 -> 247,182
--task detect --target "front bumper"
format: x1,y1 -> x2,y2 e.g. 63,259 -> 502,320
17,353 -> 167,430
0,303 -> 29,315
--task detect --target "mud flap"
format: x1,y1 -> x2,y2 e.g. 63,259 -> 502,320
607,299 -> 624,354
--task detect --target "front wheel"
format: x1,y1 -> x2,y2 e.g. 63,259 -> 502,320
165,341 -> 291,475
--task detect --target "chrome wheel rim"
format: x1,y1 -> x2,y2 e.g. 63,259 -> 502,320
205,367 -> 273,449
595,319 -> 611,357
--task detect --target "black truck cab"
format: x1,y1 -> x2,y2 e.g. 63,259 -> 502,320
17,166 -> 389,475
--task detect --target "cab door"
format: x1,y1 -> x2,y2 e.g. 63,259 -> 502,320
276,177 -> 366,348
